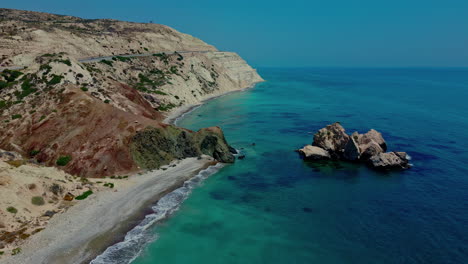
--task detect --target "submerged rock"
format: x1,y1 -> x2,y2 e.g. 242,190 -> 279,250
298,123 -> 410,171
368,152 -> 410,170
297,145 -> 331,160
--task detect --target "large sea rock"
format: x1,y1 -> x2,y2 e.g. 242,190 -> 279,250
312,122 -> 349,158
298,123 -> 410,171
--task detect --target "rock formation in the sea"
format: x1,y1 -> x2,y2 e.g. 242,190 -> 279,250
0,9 -> 263,177
297,123 -> 410,170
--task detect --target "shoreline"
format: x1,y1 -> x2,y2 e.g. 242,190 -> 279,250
1,157 -> 217,264
1,82 -> 261,264
163,81 -> 263,125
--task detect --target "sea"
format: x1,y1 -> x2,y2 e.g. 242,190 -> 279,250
93,68 -> 468,264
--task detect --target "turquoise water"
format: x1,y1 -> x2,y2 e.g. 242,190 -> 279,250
131,68 -> 468,263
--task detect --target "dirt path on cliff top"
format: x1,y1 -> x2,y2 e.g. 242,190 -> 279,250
1,156 -> 216,264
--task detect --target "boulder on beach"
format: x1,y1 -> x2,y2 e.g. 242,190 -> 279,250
297,145 -> 331,160
368,152 -> 410,170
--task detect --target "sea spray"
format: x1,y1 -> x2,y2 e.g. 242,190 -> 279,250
90,163 -> 224,264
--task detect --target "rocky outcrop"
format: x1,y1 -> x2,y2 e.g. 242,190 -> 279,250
0,9 -> 260,177
297,145 -> 331,160
130,126 -> 234,170
313,123 -> 349,158
368,152 -> 410,170
297,123 -> 410,171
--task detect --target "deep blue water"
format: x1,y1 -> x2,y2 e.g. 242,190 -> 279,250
130,68 -> 468,264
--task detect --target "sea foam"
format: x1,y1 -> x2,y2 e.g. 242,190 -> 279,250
90,163 -> 224,264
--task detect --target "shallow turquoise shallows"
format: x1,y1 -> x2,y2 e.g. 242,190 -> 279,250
131,68 -> 468,264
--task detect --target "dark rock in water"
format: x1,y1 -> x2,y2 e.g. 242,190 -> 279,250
368,152 -> 410,170
228,146 -> 238,154
238,155 -> 246,160
312,122 -> 349,158
251,143 -> 256,146
298,123 -> 409,171
302,207 -> 313,213
296,145 -> 331,160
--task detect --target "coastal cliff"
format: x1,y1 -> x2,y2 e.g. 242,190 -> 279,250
0,8 -> 263,178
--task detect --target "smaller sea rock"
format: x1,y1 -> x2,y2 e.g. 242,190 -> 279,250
368,152 -> 410,170
297,145 -> 331,160
237,155 -> 246,160
228,146 -> 238,154
357,129 -> 387,152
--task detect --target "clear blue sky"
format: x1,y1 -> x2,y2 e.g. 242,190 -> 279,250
3,0 -> 468,67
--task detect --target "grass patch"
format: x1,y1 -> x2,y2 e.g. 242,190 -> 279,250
157,103 -> 176,111
81,87 -> 88,91
1,69 -> 23,82
11,114 -> 22,120
31,196 -> 45,206
55,59 -> 71,66
12,248 -> 21,255
103,182 -> 114,188
75,190 -> 93,200
104,99 -> 110,104
112,56 -> 132,62
48,74 -> 63,85
99,60 -> 113,67
6,206 -> 17,214
56,155 -> 71,166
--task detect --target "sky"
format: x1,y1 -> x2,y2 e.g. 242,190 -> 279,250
2,0 -> 468,67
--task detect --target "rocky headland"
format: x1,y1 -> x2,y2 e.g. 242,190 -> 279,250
297,123 -> 410,170
0,8 -> 262,260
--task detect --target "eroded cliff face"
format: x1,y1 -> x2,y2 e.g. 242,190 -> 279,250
0,9 -> 262,177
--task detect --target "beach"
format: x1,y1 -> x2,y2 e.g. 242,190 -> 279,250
1,156 -> 216,264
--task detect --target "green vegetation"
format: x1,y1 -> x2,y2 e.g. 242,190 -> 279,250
30,150 -> 40,156
31,196 -> 45,206
6,206 -> 18,214
157,103 -> 176,111
170,66 -> 178,74
56,155 -> 71,166
174,95 -> 180,99
39,115 -> 46,122
1,69 -> 23,82
14,76 -> 38,100
12,248 -> 21,256
39,64 -> 52,75
0,251 -> 3,255
112,56 -> 132,62
103,182 -> 114,188
75,190 -> 93,200
99,60 -> 113,67
48,74 -> 63,85
104,99 -> 110,104
81,87 -> 88,91
155,91 -> 168,95
56,59 -> 72,66
11,114 -> 22,120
